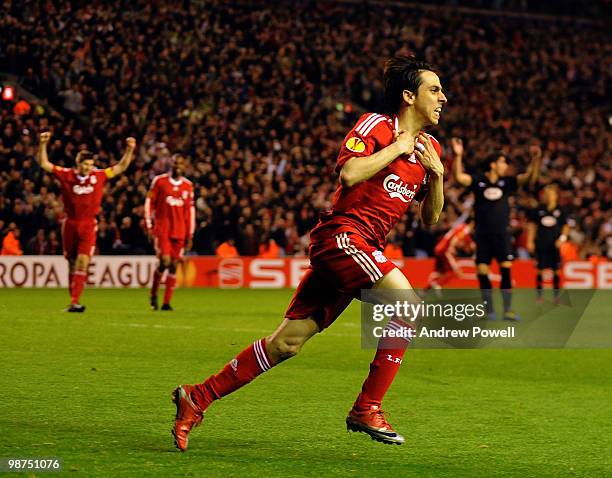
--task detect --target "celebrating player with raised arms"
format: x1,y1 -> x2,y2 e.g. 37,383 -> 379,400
171,56 -> 447,450
145,154 -> 195,311
452,139 -> 541,320
37,132 -> 136,312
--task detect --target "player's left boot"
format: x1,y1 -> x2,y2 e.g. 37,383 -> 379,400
171,385 -> 205,452
503,310 -> 521,321
150,295 -> 159,311
161,303 -> 173,311
346,405 -> 405,445
64,304 -> 86,313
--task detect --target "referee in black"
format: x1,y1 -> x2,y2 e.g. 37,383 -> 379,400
451,138 -> 542,320
527,184 -> 568,303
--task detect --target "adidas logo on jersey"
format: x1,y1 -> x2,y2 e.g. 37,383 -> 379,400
72,184 -> 95,195
383,174 -> 417,203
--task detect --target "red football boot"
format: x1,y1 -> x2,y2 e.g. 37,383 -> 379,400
346,405 -> 405,445
171,385 -> 204,452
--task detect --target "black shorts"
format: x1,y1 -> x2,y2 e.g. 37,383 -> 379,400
535,243 -> 561,270
475,232 -> 514,265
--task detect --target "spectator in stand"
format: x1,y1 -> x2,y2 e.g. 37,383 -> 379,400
25,228 -> 48,255
47,230 -> 62,255
216,238 -> 239,258
1,223 -> 23,255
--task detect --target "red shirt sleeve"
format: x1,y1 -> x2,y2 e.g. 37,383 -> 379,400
52,165 -> 70,183
184,184 -> 195,240
335,113 -> 394,174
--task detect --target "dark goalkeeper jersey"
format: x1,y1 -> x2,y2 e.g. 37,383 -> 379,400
470,173 -> 518,234
529,206 -> 567,247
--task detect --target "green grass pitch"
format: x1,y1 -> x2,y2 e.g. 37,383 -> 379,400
1,288 -> 611,477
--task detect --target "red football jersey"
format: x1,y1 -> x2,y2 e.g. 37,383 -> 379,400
311,113 -> 442,249
52,166 -> 111,221
434,222 -> 472,256
145,174 -> 195,240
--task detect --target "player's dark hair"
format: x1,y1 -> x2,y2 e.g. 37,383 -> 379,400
76,150 -> 94,163
383,56 -> 436,115
481,152 -> 505,172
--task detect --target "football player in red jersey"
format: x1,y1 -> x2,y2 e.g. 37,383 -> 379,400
145,154 -> 195,311
37,132 -> 136,312
171,56 -> 447,450
425,217 -> 475,293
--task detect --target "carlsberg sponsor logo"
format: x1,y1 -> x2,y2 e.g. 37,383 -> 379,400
72,184 -> 95,195
166,196 -> 185,207
383,174 -> 416,203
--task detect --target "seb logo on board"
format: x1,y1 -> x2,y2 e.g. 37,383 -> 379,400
166,196 -> 185,207
383,174 -> 417,203
72,184 -> 94,195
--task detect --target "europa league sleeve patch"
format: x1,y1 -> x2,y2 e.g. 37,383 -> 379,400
345,136 -> 366,153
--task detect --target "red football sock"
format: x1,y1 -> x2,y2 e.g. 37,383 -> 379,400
68,271 -> 74,296
355,319 -> 413,410
70,270 -> 87,305
164,273 -> 176,305
151,269 -> 162,297
191,338 -> 273,409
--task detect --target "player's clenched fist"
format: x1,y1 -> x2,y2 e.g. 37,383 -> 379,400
393,129 -> 415,155
529,144 -> 542,160
415,133 -> 444,177
126,137 -> 137,149
40,131 -> 51,144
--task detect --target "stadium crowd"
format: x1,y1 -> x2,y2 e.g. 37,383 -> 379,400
0,0 -> 610,259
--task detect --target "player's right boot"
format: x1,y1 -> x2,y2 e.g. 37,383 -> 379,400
150,295 -> 159,311
171,385 -> 205,452
64,304 -> 86,313
346,405 -> 405,445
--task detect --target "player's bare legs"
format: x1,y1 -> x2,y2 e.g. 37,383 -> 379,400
151,254 -> 172,310
66,254 -> 89,312
347,268 -> 418,445
172,317 -> 319,451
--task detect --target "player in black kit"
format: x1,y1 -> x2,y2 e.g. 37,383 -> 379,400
527,184 -> 568,303
451,138 -> 542,320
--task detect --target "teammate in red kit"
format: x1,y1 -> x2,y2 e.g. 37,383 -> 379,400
37,132 -> 136,312
171,56 -> 447,450
425,217 -> 474,292
145,155 -> 195,311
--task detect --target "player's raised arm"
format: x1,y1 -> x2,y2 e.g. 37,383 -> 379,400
518,144 -> 542,187
37,132 -> 55,173
109,137 -> 137,177
415,133 -> 444,225
339,131 -> 414,188
451,137 -> 472,187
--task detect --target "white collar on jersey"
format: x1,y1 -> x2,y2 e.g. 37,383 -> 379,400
168,176 -> 183,186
